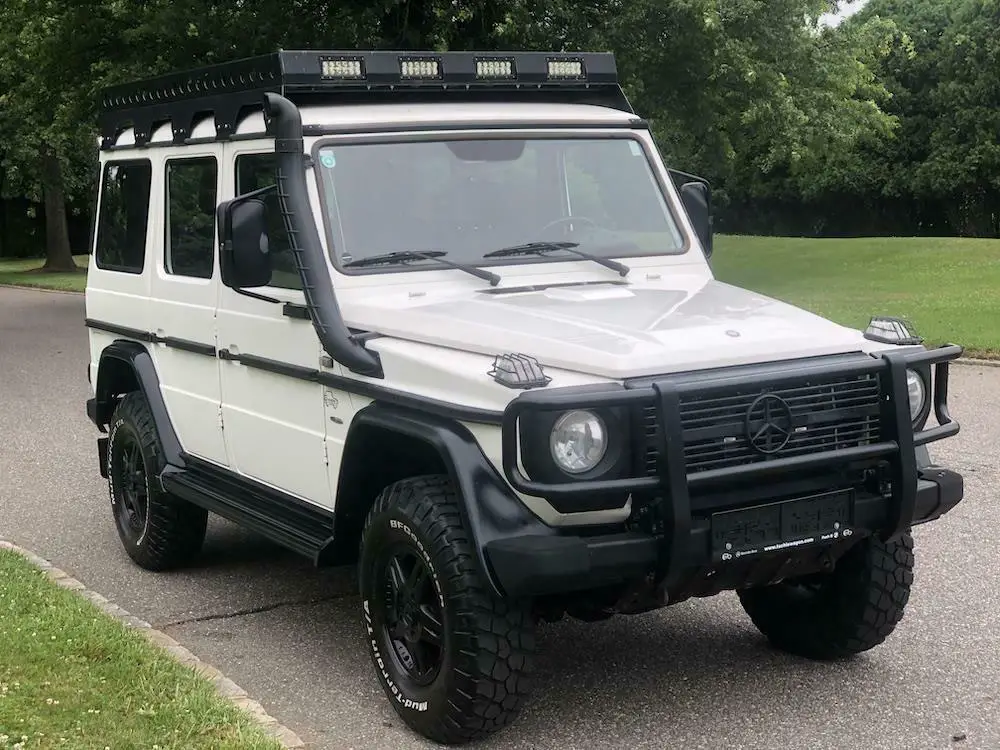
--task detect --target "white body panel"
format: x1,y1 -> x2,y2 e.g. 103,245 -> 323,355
213,142 -> 335,507
147,145 -> 228,466
86,99 -> 900,526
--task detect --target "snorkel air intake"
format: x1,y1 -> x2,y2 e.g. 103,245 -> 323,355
263,92 -> 383,378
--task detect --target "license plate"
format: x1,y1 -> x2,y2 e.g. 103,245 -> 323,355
711,490 -> 853,563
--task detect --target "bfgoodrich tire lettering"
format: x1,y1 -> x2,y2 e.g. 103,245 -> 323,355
107,391 -> 208,571
737,533 -> 915,660
359,475 -> 535,744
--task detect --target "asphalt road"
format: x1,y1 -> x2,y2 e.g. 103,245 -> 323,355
1,285 -> 998,750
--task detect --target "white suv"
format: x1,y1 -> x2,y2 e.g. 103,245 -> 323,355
85,50 -> 965,744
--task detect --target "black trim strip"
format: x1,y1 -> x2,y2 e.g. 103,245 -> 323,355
219,349 -> 503,425
156,336 -> 217,356
85,318 -> 153,342
86,319 -> 218,357
236,352 -> 320,382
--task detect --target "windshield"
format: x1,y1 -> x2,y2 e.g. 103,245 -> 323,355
313,136 -> 687,272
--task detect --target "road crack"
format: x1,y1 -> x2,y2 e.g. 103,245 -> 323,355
157,592 -> 353,629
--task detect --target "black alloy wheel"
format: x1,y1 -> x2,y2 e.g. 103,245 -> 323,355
375,544 -> 446,687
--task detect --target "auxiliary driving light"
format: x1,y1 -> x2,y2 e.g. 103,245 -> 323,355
550,410 -> 608,475
320,58 -> 364,79
400,58 -> 441,79
547,59 -> 585,79
476,59 -> 515,79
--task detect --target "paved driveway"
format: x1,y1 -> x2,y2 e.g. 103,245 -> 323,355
1,286 -> 997,749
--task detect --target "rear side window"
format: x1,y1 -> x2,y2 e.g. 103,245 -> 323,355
235,153 -> 300,290
95,160 -> 152,273
165,156 -> 218,279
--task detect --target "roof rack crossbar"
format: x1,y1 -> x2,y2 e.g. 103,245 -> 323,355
98,50 -> 632,149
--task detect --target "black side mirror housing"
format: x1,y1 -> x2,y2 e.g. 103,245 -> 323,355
218,185 -> 274,289
669,169 -> 714,258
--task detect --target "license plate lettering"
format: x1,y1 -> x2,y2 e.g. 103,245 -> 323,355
711,491 -> 853,563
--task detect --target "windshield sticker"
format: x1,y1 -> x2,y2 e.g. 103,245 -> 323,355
320,151 -> 336,168
628,141 -> 641,156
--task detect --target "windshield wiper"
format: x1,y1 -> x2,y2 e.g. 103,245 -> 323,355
343,250 -> 500,286
482,241 -> 630,277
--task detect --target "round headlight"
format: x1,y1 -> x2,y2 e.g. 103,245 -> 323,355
906,368 -> 927,423
549,410 -> 608,475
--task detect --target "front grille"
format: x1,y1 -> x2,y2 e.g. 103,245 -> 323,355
643,373 -> 883,475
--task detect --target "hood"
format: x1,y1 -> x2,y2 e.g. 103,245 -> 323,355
347,275 -> 869,379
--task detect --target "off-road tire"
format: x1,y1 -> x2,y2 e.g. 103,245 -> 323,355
358,475 -> 535,744
106,391 -> 208,571
737,533 -> 914,660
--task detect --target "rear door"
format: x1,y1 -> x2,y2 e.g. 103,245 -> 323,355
147,149 -> 227,466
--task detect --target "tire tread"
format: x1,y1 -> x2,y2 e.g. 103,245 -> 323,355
109,392 -> 207,571
738,533 -> 914,660
360,475 -> 534,744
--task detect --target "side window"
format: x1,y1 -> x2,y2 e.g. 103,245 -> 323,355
95,160 -> 152,273
165,156 -> 217,279
235,153 -> 300,290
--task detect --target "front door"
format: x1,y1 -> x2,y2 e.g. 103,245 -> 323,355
215,145 -> 333,506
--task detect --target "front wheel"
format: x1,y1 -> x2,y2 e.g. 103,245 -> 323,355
358,476 -> 535,744
737,533 -> 915,660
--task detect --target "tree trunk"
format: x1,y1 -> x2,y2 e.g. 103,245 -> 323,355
40,147 -> 78,272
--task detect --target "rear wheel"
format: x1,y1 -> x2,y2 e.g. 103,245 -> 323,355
737,533 -> 914,660
358,475 -> 535,744
107,391 -> 208,571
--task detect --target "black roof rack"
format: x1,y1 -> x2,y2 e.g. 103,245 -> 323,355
98,49 -> 633,150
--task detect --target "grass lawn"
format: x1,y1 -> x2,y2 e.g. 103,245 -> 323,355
0,549 -> 282,750
1,236 -> 996,357
0,255 -> 89,293
712,235 -> 1000,359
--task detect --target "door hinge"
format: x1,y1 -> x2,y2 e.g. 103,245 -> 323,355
322,441 -> 330,466
218,405 -> 224,430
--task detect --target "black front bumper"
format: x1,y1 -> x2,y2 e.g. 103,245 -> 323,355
485,466 -> 964,599
488,345 -> 965,599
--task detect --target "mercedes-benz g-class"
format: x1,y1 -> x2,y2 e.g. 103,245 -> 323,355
85,50 -> 964,744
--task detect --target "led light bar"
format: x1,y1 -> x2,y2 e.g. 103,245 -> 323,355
476,58 -> 516,80
548,59 -> 585,79
320,57 -> 365,79
99,50 -> 632,150
400,57 -> 441,79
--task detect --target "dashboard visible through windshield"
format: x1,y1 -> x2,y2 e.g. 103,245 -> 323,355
313,135 -> 687,274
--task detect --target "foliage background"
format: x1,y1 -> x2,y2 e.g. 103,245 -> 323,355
0,0 -> 997,266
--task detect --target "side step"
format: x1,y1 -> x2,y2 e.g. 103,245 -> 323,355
161,457 -> 336,564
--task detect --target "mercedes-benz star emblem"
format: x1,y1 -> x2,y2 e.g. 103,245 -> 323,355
745,393 -> 794,455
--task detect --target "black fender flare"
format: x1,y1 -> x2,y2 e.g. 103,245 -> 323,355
89,340 -> 185,469
335,403 -> 557,598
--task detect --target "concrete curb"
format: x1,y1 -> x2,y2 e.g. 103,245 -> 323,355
0,540 -> 307,749
0,283 -> 84,295
953,357 -> 1000,368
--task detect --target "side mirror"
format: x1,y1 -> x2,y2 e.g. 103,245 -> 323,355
679,180 -> 713,258
218,186 -> 274,289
